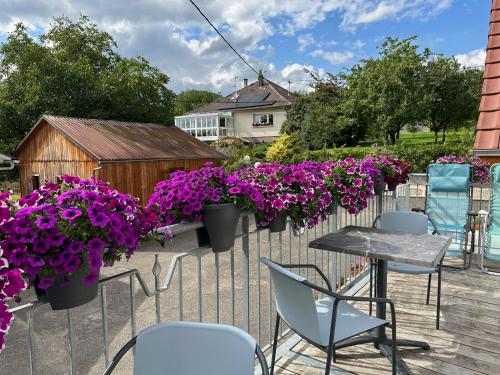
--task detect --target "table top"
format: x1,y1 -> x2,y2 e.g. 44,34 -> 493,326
308,226 -> 452,267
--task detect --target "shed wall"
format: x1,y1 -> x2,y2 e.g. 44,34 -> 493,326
16,121 -> 97,195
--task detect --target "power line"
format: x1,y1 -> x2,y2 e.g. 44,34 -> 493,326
188,0 -> 259,76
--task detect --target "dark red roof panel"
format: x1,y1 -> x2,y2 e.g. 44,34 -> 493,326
484,62 -> 500,78
480,94 -> 500,111
486,48 -> 500,63
482,77 -> 500,94
489,22 -> 500,36
475,130 -> 500,150
475,1 -> 500,153
16,115 -> 225,161
488,34 -> 500,49
477,111 -> 500,129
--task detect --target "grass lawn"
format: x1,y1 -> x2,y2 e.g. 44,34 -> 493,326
356,130 -> 466,148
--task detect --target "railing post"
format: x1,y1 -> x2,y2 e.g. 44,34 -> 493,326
329,205 -> 338,290
241,215 -> 250,333
152,254 -> 162,323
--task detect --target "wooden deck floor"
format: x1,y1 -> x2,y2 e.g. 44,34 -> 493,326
274,257 -> 500,375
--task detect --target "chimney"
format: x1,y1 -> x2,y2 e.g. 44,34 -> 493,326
258,70 -> 264,87
243,78 -> 248,87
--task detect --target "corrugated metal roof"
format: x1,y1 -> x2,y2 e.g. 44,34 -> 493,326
475,1 -> 500,153
185,78 -> 297,114
16,115 -> 225,161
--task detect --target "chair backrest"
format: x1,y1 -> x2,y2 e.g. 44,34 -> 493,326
426,164 -> 471,240
377,211 -> 429,235
133,321 -> 257,375
260,257 -> 323,345
487,164 -> 500,258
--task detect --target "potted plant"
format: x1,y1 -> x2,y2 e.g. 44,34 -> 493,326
436,155 -> 490,184
235,163 -> 291,233
284,162 -> 332,235
0,176 -> 157,310
324,158 -> 375,216
0,192 -> 26,352
148,162 -> 263,252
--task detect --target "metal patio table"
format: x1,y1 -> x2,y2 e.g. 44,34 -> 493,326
309,225 -> 452,375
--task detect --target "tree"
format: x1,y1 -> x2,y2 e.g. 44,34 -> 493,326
342,36 -> 429,145
0,15 -> 175,155
174,90 -> 222,116
281,72 -> 353,149
420,56 -> 482,143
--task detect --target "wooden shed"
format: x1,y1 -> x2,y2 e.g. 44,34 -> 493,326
14,115 -> 225,204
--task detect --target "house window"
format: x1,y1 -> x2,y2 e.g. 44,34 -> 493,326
253,114 -> 273,126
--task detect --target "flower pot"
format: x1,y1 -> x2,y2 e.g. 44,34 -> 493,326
269,213 -> 287,233
202,203 -> 241,253
374,181 -> 386,195
33,277 -> 47,302
292,221 -> 306,237
326,203 -> 337,215
195,227 -> 211,247
45,271 -> 99,310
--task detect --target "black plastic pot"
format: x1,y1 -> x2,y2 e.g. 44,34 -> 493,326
45,271 -> 99,310
326,203 -> 337,215
374,181 -> 386,195
268,213 -> 287,233
195,227 -> 211,248
202,203 -> 241,253
292,220 -> 306,237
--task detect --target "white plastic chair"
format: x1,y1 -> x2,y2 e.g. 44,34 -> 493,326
372,211 -> 443,329
103,321 -> 269,375
261,257 -> 397,375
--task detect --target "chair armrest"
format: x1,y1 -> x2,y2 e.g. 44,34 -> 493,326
412,208 -> 425,213
103,337 -> 137,375
281,264 -> 333,292
467,211 -> 479,217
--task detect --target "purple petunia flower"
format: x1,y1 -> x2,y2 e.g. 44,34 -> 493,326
83,272 -> 99,286
89,212 -> 110,228
37,277 -> 55,290
34,216 -> 57,230
32,238 -> 50,254
63,256 -> 81,273
61,208 -> 82,221
87,238 -> 106,255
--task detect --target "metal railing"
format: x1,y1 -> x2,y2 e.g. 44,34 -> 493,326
2,193 -> 396,375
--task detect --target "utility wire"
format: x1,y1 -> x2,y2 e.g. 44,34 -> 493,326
188,0 -> 259,76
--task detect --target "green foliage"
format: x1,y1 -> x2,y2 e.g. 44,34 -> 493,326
0,15 -> 175,155
265,133 -> 304,164
420,56 -> 482,143
174,90 -> 222,116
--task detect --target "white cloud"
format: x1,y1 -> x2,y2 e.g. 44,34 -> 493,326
0,0 -> 454,92
298,33 -> 315,52
311,49 -> 354,64
455,48 -> 486,68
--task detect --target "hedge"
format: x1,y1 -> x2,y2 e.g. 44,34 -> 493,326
300,142 -> 473,173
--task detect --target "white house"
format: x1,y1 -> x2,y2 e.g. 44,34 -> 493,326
175,74 -> 296,143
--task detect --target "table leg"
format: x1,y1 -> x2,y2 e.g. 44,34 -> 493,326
374,259 -> 388,346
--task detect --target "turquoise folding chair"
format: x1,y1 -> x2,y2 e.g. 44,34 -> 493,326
417,164 -> 474,270
479,164 -> 500,275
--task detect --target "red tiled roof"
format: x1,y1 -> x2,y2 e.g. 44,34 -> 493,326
15,115 -> 225,161
475,1 -> 500,153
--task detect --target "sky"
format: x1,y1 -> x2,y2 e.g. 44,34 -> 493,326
0,0 -> 491,95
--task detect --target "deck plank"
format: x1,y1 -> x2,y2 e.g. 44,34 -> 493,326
274,256 -> 500,374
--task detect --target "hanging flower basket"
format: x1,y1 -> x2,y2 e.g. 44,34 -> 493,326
43,269 -> 100,310
202,203 -> 241,253
326,203 -> 337,215
268,213 -> 287,233
374,181 -> 386,195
